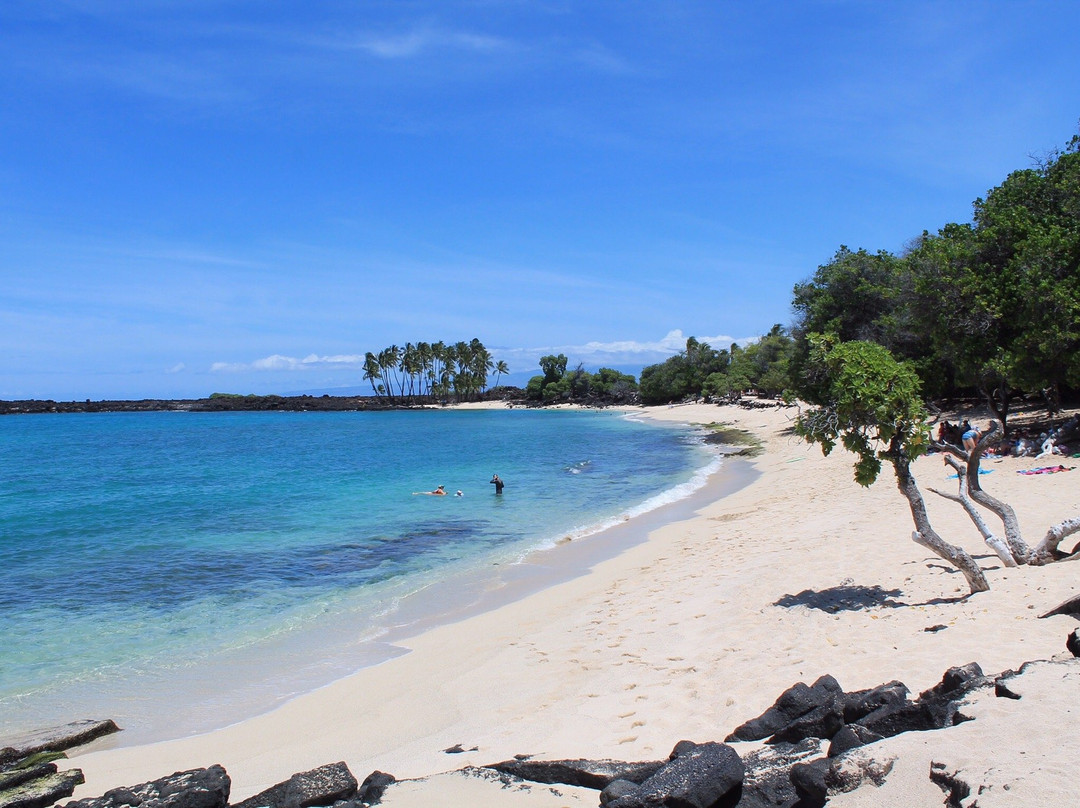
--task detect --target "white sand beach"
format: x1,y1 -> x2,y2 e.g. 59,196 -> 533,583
67,402 -> 1080,806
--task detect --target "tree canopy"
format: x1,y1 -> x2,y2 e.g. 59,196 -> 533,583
639,330 -> 794,405
791,133 -> 1080,424
526,356 -> 638,404
362,338 -> 500,403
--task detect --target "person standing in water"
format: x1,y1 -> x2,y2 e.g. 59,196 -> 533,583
490,474 -> 504,495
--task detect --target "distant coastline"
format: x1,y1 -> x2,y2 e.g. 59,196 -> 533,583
0,390 -> 533,415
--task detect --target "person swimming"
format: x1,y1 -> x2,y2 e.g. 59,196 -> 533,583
413,485 -> 447,496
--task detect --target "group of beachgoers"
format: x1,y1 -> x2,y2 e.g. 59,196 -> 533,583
413,473 -> 505,498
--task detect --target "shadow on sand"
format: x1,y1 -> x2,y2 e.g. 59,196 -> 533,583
774,584 -> 906,613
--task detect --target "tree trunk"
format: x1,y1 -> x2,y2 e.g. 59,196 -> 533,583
930,456 -> 1017,566
965,423 -> 1033,564
893,457 -> 990,594
981,382 -> 1011,434
1031,517 -> 1080,565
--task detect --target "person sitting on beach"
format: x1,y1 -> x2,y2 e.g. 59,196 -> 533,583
490,474 -> 504,494
962,424 -> 981,452
414,485 -> 447,496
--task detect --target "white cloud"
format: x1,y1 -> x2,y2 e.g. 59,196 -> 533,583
168,363 -> 186,374
493,329 -> 761,372
351,27 -> 512,59
210,331 -> 766,378
211,354 -> 365,373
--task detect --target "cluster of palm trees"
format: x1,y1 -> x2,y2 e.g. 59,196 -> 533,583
362,338 -> 510,403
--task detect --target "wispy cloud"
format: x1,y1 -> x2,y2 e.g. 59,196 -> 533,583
208,330 -> 765,378
211,354 -> 365,373
493,329 -> 758,372
347,26 -> 513,59
572,42 -> 636,76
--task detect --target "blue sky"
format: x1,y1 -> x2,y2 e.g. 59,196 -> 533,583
2,1 -> 1078,400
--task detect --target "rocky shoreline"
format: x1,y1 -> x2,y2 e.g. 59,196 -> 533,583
6,629 -> 1079,808
0,394 -> 517,416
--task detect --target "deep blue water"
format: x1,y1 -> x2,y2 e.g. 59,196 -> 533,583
0,408 -> 717,742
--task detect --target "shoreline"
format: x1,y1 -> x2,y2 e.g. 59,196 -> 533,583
1,405 -> 726,747
66,402 -> 1080,805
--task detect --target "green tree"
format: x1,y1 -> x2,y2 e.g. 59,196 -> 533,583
539,354 -> 569,386
638,337 -> 731,405
793,335 -> 989,594
362,352 -> 383,397
591,368 -> 638,401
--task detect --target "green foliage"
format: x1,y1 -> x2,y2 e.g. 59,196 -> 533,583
640,330 -> 793,404
591,368 -> 638,401
538,354 -> 569,386
794,131 -> 1080,421
792,246 -> 907,345
794,335 -> 930,487
361,338 -> 502,403
525,360 -> 638,403
525,375 -> 545,400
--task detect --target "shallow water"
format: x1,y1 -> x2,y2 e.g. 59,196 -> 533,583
0,408 -> 719,742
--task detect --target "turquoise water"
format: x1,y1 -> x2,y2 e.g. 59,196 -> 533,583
0,409 -> 718,743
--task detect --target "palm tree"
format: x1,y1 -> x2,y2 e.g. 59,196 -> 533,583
401,343 -> 421,402
493,359 -> 509,389
377,347 -> 400,403
416,341 -> 433,400
363,352 -> 383,397
469,338 -> 494,396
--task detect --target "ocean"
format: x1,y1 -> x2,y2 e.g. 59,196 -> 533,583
0,408 -> 720,744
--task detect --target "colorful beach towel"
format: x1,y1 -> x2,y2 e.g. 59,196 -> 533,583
1017,465 -> 1075,475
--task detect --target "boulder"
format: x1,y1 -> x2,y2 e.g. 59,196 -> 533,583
922,663 -> 987,700
232,763 -> 356,808
827,725 -> 884,758
486,758 -> 663,790
788,760 -> 828,808
841,681 -> 909,723
854,699 -> 937,737
607,741 -> 744,808
726,676 -> 843,742
0,764 -> 59,793
355,771 -> 394,807
737,739 -> 824,808
766,700 -> 844,745
0,769 -> 85,808
0,723 -> 120,766
599,779 -> 639,806
62,765 -> 229,808
854,663 -> 989,738
1068,628 -> 1080,657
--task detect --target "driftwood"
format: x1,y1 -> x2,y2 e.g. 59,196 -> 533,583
1031,517 -> 1080,565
